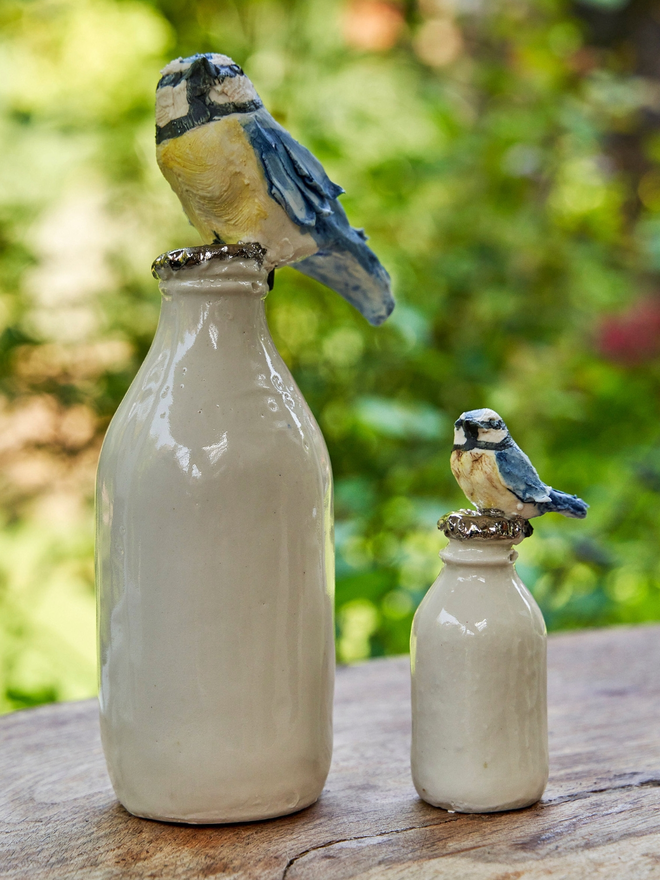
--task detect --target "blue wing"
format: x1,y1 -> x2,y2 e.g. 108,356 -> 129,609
241,108 -> 344,228
241,109 -> 394,326
495,445 -> 552,504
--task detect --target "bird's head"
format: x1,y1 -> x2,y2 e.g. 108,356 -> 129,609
155,53 -> 261,134
453,408 -> 511,450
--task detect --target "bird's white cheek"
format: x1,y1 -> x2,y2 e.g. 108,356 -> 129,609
453,426 -> 466,446
156,82 -> 189,126
209,76 -> 259,106
477,427 -> 508,444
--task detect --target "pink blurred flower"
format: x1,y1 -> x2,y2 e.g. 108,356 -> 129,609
598,296 -> 660,364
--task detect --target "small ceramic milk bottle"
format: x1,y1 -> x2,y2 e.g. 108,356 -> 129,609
96,244 -> 334,824
410,510 -> 548,813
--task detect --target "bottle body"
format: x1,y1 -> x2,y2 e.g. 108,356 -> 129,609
410,540 -> 547,813
96,254 -> 334,823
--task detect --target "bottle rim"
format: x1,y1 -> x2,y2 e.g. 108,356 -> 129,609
438,509 -> 533,545
151,243 -> 267,281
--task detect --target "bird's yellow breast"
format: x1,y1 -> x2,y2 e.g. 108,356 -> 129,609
450,449 -> 516,512
156,117 -> 272,243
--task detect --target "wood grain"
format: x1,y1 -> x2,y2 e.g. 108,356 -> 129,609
1,625 -> 660,879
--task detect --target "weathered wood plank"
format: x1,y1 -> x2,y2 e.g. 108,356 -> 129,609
285,787 -> 660,879
1,625 -> 659,879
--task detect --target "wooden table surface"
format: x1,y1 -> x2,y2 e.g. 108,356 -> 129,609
1,625 -> 660,879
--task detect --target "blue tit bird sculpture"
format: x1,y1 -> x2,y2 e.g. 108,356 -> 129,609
155,53 -> 394,326
451,408 -> 588,519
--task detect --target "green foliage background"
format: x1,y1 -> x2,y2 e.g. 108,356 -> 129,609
1,0 -> 660,712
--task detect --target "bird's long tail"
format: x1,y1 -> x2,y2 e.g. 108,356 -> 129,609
294,210 -> 394,327
544,488 -> 589,519
295,246 -> 393,326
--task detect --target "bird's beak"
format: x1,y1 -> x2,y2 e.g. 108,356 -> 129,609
463,419 -> 479,439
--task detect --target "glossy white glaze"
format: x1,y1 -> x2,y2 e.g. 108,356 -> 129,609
96,255 -> 334,823
410,539 -> 548,813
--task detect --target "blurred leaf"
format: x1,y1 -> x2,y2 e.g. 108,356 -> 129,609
355,396 -> 446,440
3,0 -> 660,705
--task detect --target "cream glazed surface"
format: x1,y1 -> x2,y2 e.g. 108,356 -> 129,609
410,537 -> 548,813
96,247 -> 335,823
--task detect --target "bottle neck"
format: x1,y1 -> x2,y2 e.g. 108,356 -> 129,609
440,539 -> 518,567
159,257 -> 269,300
156,258 -> 270,347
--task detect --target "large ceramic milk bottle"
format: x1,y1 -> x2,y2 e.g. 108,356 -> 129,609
410,511 -> 547,813
96,244 -> 334,824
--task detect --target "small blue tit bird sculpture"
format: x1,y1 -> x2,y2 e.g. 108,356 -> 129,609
451,408 -> 588,519
155,53 -> 394,326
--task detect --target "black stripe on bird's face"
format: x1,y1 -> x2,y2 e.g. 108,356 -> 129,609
452,438 -> 513,451
156,98 -> 262,144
